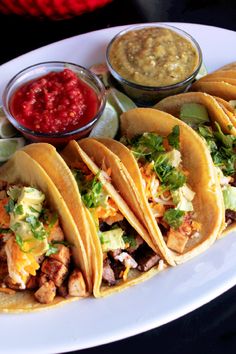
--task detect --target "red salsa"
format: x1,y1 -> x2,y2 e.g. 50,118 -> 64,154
10,68 -> 99,134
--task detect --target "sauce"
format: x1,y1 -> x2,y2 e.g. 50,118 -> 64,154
108,27 -> 199,87
10,69 -> 99,134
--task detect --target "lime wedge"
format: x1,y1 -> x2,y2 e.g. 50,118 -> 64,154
89,102 -> 119,139
195,62 -> 208,80
0,107 -> 17,138
0,138 -> 25,162
107,88 -> 137,114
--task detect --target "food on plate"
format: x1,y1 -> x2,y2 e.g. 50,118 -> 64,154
107,26 -> 200,87
88,108 -> 224,265
191,61 -> 236,101
23,142 -> 166,297
155,92 -> 236,234
0,150 -> 90,312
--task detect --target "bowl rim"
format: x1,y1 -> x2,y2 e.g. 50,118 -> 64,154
106,23 -> 203,91
2,61 -> 106,138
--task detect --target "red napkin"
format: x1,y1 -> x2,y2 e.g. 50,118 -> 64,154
0,0 -> 112,19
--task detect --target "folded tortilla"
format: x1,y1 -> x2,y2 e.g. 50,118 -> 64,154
0,151 -> 90,312
24,142 -> 166,297
155,92 -> 236,235
191,62 -> 236,101
86,108 -> 224,265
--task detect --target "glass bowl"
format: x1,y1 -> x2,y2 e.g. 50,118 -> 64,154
2,61 -> 106,145
106,24 -> 202,106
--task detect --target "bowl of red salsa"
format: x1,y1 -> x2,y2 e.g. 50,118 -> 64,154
2,62 -> 106,145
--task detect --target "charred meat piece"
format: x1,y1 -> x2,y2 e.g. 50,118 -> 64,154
4,275 -> 22,290
134,244 -> 160,272
38,272 -> 49,287
102,258 -> 116,285
109,258 -> 125,280
49,244 -> 70,267
0,261 -> 8,281
99,221 -> 112,232
41,259 -> 68,287
226,209 -> 236,224
68,269 -> 86,297
57,283 -> 68,298
34,280 -> 56,304
109,249 -> 122,259
0,190 -> 7,200
26,276 -> 38,290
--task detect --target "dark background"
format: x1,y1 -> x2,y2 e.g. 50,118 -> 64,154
0,0 -> 236,353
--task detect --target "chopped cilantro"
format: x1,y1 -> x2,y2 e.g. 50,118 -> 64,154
122,234 -> 137,248
45,244 -> 58,257
47,212 -> 58,230
131,132 -> 165,159
198,123 -> 236,176
0,228 -> 11,234
29,206 -> 40,214
163,208 -> 185,229
73,169 -> 105,209
14,204 -> 24,215
4,199 -> 15,213
15,234 -> 24,249
26,215 -> 48,240
167,126 -> 180,149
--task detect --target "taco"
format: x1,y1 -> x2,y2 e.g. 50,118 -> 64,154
83,108 -> 224,265
191,61 -> 236,101
0,151 -> 90,312
23,142 -> 166,297
155,92 -> 236,234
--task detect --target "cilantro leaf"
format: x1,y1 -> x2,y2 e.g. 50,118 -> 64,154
45,244 -> 58,257
4,199 -> 15,213
131,132 -> 165,159
163,209 -> 185,229
14,204 -> 24,215
122,234 -> 137,248
167,126 -> 180,149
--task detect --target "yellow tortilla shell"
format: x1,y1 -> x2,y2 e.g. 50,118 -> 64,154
191,81 -> 236,102
0,151 -> 90,312
62,140 -> 166,296
114,108 -> 224,264
155,92 -> 236,135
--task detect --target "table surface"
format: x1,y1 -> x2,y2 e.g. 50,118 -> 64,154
0,1 -> 236,353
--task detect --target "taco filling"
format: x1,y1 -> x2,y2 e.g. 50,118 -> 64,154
72,161 -> 162,286
120,127 -> 201,254
0,181 -> 86,303
180,103 -> 236,226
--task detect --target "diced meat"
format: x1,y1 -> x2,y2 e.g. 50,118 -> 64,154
4,275 -> 22,290
57,283 -> 68,298
102,259 -> 116,285
38,272 -> 49,287
68,269 -> 86,297
0,261 -> 8,281
230,175 -> 236,187
34,280 -> 56,304
26,276 -> 38,290
99,221 -> 110,232
0,181 -> 8,190
47,225 -> 64,242
0,198 -> 10,228
226,209 -> 236,224
41,259 -> 68,287
109,249 -> 122,259
104,213 -> 124,225
127,235 -> 144,253
167,229 -> 189,253
135,245 -> 160,272
49,244 -> 70,267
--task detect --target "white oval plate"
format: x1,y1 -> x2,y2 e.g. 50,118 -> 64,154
0,23 -> 236,354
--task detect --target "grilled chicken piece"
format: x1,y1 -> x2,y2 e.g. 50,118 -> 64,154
102,259 -> 116,285
4,275 -> 22,290
41,259 -> 68,287
38,272 -> 49,287
167,229 -> 188,254
49,244 -> 70,267
34,280 -> 56,304
68,269 -> 86,297
47,225 -> 64,242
